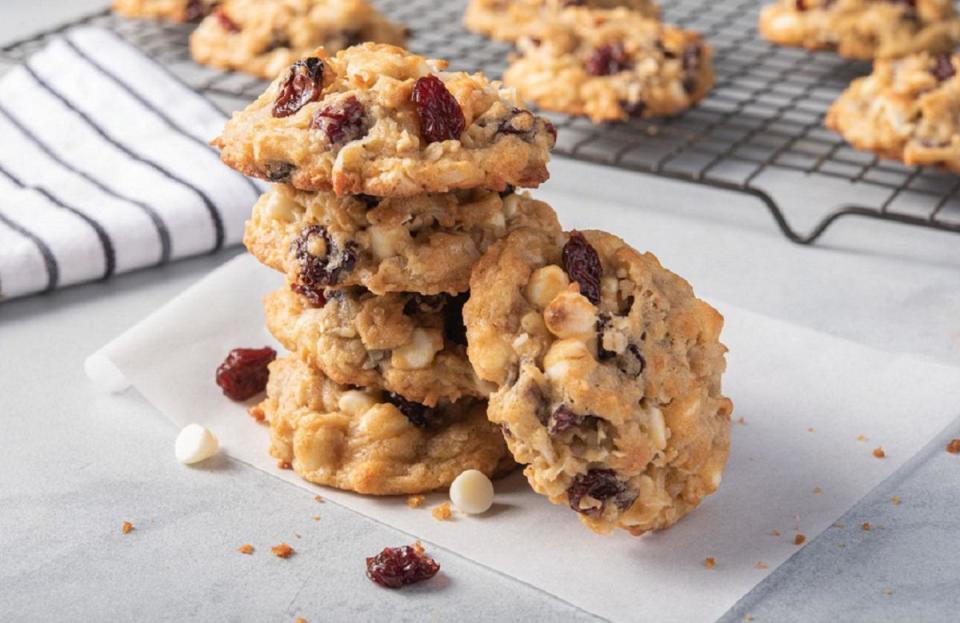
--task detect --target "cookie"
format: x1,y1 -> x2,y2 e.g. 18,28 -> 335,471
112,0 -> 218,21
259,355 -> 514,495
190,0 -> 407,80
464,0 -> 659,43
213,43 -> 557,196
265,285 -> 493,406
502,8 -> 714,122
243,184 -> 561,296
758,0 -> 960,60
826,52 -> 960,172
463,228 -> 732,535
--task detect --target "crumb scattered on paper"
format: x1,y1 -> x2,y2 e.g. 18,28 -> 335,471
891,496 -> 901,506
238,544 -> 254,555
432,502 -> 453,521
807,427 -> 815,433
703,557 -> 716,569
872,447 -> 886,459
312,515 -> 321,521
272,543 -> 295,558
794,534 -> 806,545
248,405 -> 265,423
754,561 -> 768,570
857,435 -> 868,442
814,487 -> 823,495
883,587 -> 893,596
737,417 -> 746,425
295,618 -> 308,623
861,522 -> 871,532
947,439 -> 960,454
769,529 -> 781,537
406,495 -> 425,509
833,522 -> 845,529
277,460 -> 292,470
314,495 -> 324,503
121,521 -> 134,534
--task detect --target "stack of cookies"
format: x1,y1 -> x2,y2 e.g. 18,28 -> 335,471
213,43 -> 559,495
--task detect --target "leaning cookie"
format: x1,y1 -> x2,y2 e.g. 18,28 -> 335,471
463,228 -> 732,535
259,355 -> 514,495
826,52 -> 960,173
243,184 -> 561,296
112,0 -> 218,21
190,0 -> 407,80
464,0 -> 659,43
503,8 -> 713,123
265,286 -> 493,406
213,43 -> 557,196
758,0 -> 960,60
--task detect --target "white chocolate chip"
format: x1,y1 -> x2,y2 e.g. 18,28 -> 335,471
264,192 -> 299,222
543,290 -> 597,340
647,407 -> 667,451
368,226 -> 408,260
449,469 -> 495,514
337,390 -> 378,417
543,338 -> 592,381
175,424 -> 219,465
524,265 -> 570,309
391,328 -> 443,370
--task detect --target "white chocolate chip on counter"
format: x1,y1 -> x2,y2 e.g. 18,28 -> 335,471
175,424 -> 220,465
450,469 -> 495,515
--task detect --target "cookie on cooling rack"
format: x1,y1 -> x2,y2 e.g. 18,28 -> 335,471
112,0 -> 218,21
258,355 -> 514,495
463,228 -> 732,535
265,285 -> 494,406
502,8 -> 714,123
213,44 -> 557,196
464,0 -> 660,43
244,183 -> 560,296
189,0 -> 407,80
758,0 -> 960,60
826,52 -> 960,173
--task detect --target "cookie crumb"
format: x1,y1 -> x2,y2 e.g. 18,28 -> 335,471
432,502 -> 453,521
238,544 -> 254,555
883,587 -> 893,596
857,435 -> 868,442
312,515 -> 321,521
703,557 -> 716,569
861,522 -> 871,532
278,460 -> 292,470
947,439 -> 960,454
769,529 -> 781,537
314,495 -> 324,503
272,543 -> 295,558
814,486 -> 823,495
872,447 -> 886,459
295,618 -> 307,623
744,616 -> 754,622
406,495 -> 425,509
754,561 -> 768,570
833,522 -> 845,529
807,427 -> 815,433
794,533 -> 806,545
737,417 -> 746,425
891,496 -> 901,506
645,125 -> 659,137
121,521 -> 134,534
248,405 -> 266,423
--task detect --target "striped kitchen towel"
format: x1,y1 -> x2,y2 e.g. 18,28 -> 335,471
0,27 -> 266,301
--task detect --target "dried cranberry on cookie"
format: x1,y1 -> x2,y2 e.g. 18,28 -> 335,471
463,228 -> 732,535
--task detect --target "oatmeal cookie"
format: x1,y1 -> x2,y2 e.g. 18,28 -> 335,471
190,0 -> 407,80
265,286 -> 493,406
464,0 -> 659,43
463,228 -> 732,535
826,52 -> 960,172
502,8 -> 714,122
213,43 -> 557,195
758,0 -> 960,60
243,184 -> 561,296
260,355 -> 514,495
112,0 -> 218,21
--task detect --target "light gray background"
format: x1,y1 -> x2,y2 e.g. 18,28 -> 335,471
3,3 -> 960,622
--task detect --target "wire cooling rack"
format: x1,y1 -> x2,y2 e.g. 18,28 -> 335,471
2,0 -> 958,244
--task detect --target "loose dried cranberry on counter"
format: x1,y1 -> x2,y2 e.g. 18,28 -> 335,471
411,75 -> 466,143
385,392 -> 434,428
561,231 -> 603,305
585,43 -> 631,76
932,54 -> 956,82
273,58 -> 325,118
216,347 -> 277,401
310,96 -> 367,144
366,544 -> 440,589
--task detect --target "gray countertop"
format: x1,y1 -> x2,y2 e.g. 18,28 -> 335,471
3,3 -> 960,622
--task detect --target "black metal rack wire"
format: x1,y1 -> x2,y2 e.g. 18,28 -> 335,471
2,0 -> 958,244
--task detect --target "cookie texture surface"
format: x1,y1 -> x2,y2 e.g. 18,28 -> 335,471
260,355 -> 514,495
190,0 -> 407,80
214,43 -> 557,195
243,184 -> 561,295
464,0 -> 659,43
826,52 -> 960,172
503,8 -> 713,122
758,0 -> 960,60
464,228 -> 732,535
112,0 -> 217,21
265,286 -> 493,406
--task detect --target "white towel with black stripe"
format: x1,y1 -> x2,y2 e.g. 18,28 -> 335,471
0,26 -> 266,301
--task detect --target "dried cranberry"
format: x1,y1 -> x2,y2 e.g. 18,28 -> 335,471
216,347 -> 276,401
273,57 -> 325,118
310,96 -> 366,144
585,43 -> 631,76
366,544 -> 440,589
214,7 -> 240,33
561,231 -> 603,305
411,75 -> 466,143
292,225 -> 357,290
264,161 -> 294,182
290,281 -> 326,307
567,469 -> 627,516
385,392 -> 434,428
497,109 -> 537,141
548,406 -> 585,435
932,54 -> 956,82
442,292 -> 469,347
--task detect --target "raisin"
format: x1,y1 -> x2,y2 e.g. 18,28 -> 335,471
290,281 -> 326,307
585,43 -> 631,76
264,161 -> 294,182
411,75 -> 466,143
561,231 -> 603,305
621,99 -> 646,117
273,57 -> 325,118
216,347 -> 276,401
385,392 -> 434,428
567,469 -> 626,516
681,43 -> 703,94
366,544 -> 440,589
548,405 -> 585,435
618,344 -> 646,377
497,109 -> 537,141
214,7 -> 240,32
310,96 -> 366,144
932,54 -> 956,82
292,225 -> 357,291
